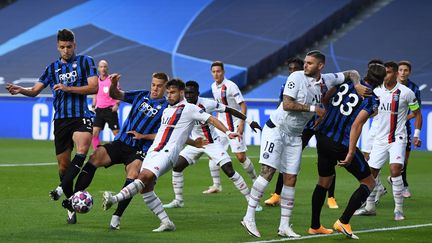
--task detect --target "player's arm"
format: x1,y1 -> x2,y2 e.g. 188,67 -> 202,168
5,82 -> 45,97
237,101 -> 247,135
339,110 -> 370,166
108,73 -> 125,100
127,131 -> 156,140
92,95 -> 97,110
342,70 -> 371,97
411,107 -> 423,147
224,106 -> 262,132
185,137 -> 209,148
53,75 -> 98,95
283,95 -> 325,117
207,116 -> 239,139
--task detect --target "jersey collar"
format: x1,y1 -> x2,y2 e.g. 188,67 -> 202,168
169,98 -> 186,108
215,78 -> 227,88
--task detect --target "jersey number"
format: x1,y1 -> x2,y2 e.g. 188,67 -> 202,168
264,141 -> 275,153
331,83 -> 359,116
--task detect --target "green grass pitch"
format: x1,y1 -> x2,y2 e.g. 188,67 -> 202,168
0,139 -> 431,242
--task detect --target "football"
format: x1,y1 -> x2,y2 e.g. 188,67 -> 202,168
71,191 -> 93,214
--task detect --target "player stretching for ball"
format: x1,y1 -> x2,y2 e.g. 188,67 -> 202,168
102,79 -> 240,232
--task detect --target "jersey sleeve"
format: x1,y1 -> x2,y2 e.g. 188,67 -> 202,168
38,65 -> 52,88
84,56 -> 98,78
124,90 -> 149,104
190,104 -> 212,122
206,99 -> 226,113
283,73 -> 300,99
414,86 -> 422,107
230,83 -> 245,104
406,89 -> 420,111
362,96 -> 379,115
322,72 -> 345,89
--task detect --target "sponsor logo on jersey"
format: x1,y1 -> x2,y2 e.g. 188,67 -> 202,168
138,100 -> 160,117
59,70 -> 78,84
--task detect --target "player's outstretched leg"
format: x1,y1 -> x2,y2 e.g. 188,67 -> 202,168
238,154 -> 257,181
264,172 -> 282,206
203,160 -> 222,194
309,184 -> 333,235
103,179 -> 145,210
163,171 -> 185,209
278,181 -> 300,238
327,175 -> 339,209
143,190 -> 176,232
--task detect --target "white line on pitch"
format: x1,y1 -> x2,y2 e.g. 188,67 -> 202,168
243,223 -> 432,243
0,162 -> 57,167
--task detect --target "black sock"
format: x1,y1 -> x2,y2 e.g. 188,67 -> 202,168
59,173 -> 64,184
74,162 -> 97,192
274,173 -> 283,195
60,153 -> 86,197
311,184 -> 328,229
402,165 -> 408,187
113,178 -> 135,217
328,175 -> 336,198
340,184 -> 370,224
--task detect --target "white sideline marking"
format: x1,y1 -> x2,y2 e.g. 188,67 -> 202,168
0,155 -> 317,168
243,223 -> 432,243
0,162 -> 56,167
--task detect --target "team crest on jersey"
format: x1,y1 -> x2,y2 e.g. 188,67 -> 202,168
263,152 -> 270,159
287,81 -> 295,89
393,93 -> 400,102
72,62 -> 77,69
103,86 -> 109,93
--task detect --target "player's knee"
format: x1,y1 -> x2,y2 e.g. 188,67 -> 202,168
259,165 -> 276,181
236,153 -> 246,162
284,174 -> 297,186
221,163 -> 235,177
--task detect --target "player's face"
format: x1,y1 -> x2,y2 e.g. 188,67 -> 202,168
398,65 -> 411,82
150,78 -> 166,99
98,61 -> 108,76
57,41 -> 76,61
288,63 -> 302,74
166,86 -> 183,105
384,67 -> 397,83
303,56 -> 323,77
184,86 -> 199,104
211,66 -> 225,83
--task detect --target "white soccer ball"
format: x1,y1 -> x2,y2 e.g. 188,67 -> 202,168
71,191 -> 93,214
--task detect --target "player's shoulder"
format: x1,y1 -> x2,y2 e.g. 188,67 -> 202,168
288,70 -> 305,80
398,83 -> 415,95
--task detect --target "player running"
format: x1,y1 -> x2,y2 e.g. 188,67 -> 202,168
6,29 -> 98,224
163,81 -> 262,209
102,79 -> 240,232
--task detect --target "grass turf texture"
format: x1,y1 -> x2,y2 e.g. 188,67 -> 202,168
0,139 -> 431,242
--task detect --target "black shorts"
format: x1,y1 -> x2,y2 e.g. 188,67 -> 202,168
316,133 -> 371,181
302,128 -> 316,149
54,117 -> 93,155
94,107 -> 120,130
102,140 -> 146,168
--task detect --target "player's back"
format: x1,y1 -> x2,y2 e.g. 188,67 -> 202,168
318,80 -> 378,147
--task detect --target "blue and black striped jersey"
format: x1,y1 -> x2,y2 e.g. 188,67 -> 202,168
115,90 -> 168,152
318,80 -> 379,146
38,55 -> 97,119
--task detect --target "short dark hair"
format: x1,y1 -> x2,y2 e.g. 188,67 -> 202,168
185,80 -> 199,91
152,72 -> 169,82
166,78 -> 185,90
211,61 -> 224,70
57,29 -> 75,42
398,60 -> 412,71
368,58 -> 384,67
286,57 -> 304,68
306,50 -> 325,63
384,61 -> 398,72
364,63 -> 386,87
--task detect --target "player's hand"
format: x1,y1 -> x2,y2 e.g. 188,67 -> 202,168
5,83 -> 22,95
315,106 -> 326,118
354,84 -> 372,97
112,104 -> 119,112
127,130 -> 145,140
363,152 -> 370,162
249,121 -> 262,133
338,153 -> 354,167
53,83 -> 70,92
227,131 -> 241,140
194,137 -> 209,148
413,137 -> 421,147
109,73 -> 121,84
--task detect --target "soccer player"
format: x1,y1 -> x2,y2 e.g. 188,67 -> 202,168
265,57 -> 339,209
5,29 -> 98,224
241,50 -> 370,238
91,60 -> 120,150
102,79 -> 240,232
69,72 -> 169,229
308,63 -> 386,239
163,81 -> 262,209
394,60 -> 422,198
354,62 -> 422,221
204,61 -> 257,193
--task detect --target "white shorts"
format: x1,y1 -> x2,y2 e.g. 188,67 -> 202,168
216,129 -> 247,153
362,133 -> 375,154
141,151 -> 173,179
259,125 -> 302,175
179,139 -> 231,166
368,141 -> 406,169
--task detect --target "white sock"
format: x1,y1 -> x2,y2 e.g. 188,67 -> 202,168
392,175 -> 404,213
113,179 -> 144,203
375,175 -> 383,190
279,185 -> 295,229
365,179 -> 378,211
172,171 -> 184,202
143,191 -> 170,224
245,176 -> 268,220
209,160 -> 221,187
241,157 -> 257,180
229,171 -> 250,201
